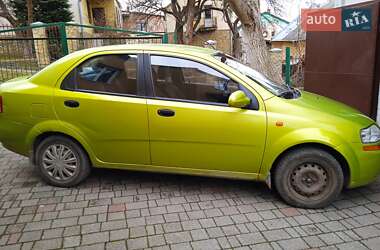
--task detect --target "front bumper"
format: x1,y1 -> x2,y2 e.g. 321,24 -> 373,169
338,143 -> 380,188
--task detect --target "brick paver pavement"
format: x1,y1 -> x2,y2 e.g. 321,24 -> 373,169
1,145 -> 380,250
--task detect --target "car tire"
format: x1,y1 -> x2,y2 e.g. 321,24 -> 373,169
273,148 -> 344,208
35,135 -> 91,187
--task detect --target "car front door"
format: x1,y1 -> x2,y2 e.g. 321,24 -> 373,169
145,54 -> 267,176
53,53 -> 150,166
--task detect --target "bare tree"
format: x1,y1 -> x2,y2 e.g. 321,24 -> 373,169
226,0 -> 281,81
0,0 -> 18,27
128,0 -> 221,44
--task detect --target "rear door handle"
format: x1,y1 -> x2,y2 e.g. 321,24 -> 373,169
157,109 -> 175,117
64,100 -> 80,108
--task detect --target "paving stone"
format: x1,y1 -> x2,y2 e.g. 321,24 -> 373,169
81,223 -> 100,234
82,232 -> 109,245
237,232 -> 266,245
130,226 -> 147,238
1,146 -> 380,250
105,240 -> 127,250
42,228 -> 63,239
354,225 -> 380,239
110,228 -> 129,241
32,238 -> 62,249
63,235 -> 81,248
277,238 -> 308,250
101,220 -> 126,231
190,229 -> 209,241
51,217 -> 78,228
170,242 -> 192,250
127,237 -> 148,250
319,233 -> 344,245
164,231 -> 191,244
262,229 -> 291,241
191,239 -> 220,250
63,225 -> 80,237
19,230 -> 42,243
336,241 -> 368,250
148,235 -> 165,247
362,236 -> 380,250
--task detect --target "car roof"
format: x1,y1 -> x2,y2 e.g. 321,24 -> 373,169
74,44 -> 217,57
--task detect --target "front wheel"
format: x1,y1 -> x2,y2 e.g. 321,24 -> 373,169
35,135 -> 91,187
273,148 -> 344,208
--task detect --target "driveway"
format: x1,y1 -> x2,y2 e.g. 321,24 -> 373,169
0,145 -> 380,250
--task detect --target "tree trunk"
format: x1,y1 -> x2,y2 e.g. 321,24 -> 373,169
175,23 -> 184,44
232,33 -> 242,59
228,0 -> 281,81
27,0 -> 33,25
0,0 -> 18,27
183,0 -> 195,45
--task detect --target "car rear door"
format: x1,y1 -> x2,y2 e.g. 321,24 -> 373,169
144,53 -> 267,176
53,52 -> 151,166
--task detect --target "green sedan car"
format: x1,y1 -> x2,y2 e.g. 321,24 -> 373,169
0,44 -> 379,208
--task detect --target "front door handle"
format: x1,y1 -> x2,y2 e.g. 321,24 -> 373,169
157,109 -> 175,117
64,100 -> 80,108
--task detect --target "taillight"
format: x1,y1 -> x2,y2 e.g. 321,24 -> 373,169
0,96 -> 3,113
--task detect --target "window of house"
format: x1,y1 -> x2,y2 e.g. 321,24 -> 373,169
150,56 -> 240,104
204,6 -> 212,19
136,22 -> 146,31
92,8 -> 106,26
61,55 -> 138,96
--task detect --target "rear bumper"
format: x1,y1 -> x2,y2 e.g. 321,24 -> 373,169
0,117 -> 31,156
338,143 -> 380,188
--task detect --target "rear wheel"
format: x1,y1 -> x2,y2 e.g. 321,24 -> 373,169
35,135 -> 91,187
273,148 -> 344,208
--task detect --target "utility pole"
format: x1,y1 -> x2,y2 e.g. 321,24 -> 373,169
27,0 -> 33,24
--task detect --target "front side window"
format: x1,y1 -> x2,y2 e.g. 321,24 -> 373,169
62,54 -> 138,96
150,56 -> 239,104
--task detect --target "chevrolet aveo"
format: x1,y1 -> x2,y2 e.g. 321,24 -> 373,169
0,44 -> 379,208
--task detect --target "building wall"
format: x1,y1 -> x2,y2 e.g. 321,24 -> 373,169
165,0 -> 230,32
123,13 -> 165,33
167,30 -> 232,54
71,0 -> 121,27
191,30 -> 232,54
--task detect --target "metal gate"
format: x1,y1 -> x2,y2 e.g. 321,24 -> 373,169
0,22 -> 167,82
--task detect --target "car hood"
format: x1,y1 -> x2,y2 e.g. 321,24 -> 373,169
289,91 -> 374,127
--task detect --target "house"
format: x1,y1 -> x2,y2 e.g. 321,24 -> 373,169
70,0 -> 123,28
122,8 -> 165,33
261,11 -> 289,41
271,18 -> 306,61
165,1 -> 288,54
165,0 -> 232,53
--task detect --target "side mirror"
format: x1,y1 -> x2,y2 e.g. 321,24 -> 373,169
228,90 -> 251,108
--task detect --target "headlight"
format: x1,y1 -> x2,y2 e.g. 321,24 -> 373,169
361,124 -> 380,144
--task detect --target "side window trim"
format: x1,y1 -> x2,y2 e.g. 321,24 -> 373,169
60,53 -> 147,98
144,53 -> 259,110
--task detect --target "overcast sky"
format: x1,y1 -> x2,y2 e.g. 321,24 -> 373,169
120,0 -> 330,21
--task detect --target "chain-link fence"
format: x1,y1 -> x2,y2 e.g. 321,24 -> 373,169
0,22 -> 166,82
269,42 -> 305,88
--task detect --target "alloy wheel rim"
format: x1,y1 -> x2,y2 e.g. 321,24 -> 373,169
42,144 -> 78,181
290,163 -> 328,198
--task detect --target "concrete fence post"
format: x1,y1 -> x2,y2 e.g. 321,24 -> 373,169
31,22 -> 50,68
66,23 -> 79,53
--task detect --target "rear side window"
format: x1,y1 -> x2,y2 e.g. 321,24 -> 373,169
150,55 -> 240,104
61,54 -> 138,95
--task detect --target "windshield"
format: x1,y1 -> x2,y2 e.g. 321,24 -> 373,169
214,53 -> 291,96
